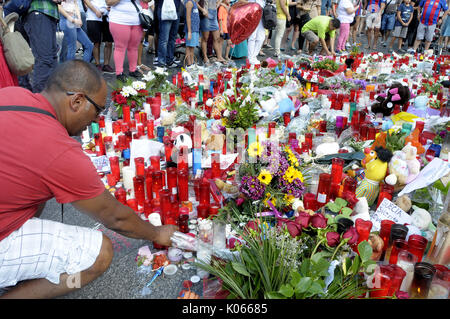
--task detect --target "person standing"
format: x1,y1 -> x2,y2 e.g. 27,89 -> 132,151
84,0 -> 115,73
184,0 -> 200,66
274,0 -> 291,57
295,0 -> 312,53
247,0 -> 266,65
199,0 -> 226,64
412,0 -> 448,52
218,0 -> 232,60
405,0 -> 421,52
336,0 -> 361,53
380,0 -> 399,46
350,0 -> 362,45
364,0 -> 386,50
22,0 -> 61,93
106,0 -> 145,80
388,0 -> 414,52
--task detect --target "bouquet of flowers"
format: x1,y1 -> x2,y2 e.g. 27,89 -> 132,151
221,87 -> 260,130
226,141 -> 309,223
111,78 -> 149,117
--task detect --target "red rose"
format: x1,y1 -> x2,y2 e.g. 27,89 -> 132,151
326,232 -> 340,247
286,60 -> 294,69
245,220 -> 260,233
278,218 -> 302,238
343,226 -> 359,246
295,212 -> 311,229
114,94 -> 127,105
310,213 -> 327,229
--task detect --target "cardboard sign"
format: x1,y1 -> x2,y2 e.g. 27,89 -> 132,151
371,198 -> 413,232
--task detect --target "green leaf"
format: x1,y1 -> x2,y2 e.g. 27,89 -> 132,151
350,255 -> 361,275
358,241 -> 373,263
279,284 -> 294,298
300,260 -> 311,277
306,281 -> 325,297
326,202 -> 341,213
334,197 -> 348,209
231,262 -> 250,277
340,207 -> 353,217
311,251 -> 332,264
266,292 -> 286,299
290,270 -> 302,287
295,277 -> 313,294
313,258 -> 331,277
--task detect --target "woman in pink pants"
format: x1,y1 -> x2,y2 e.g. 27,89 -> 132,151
336,0 -> 361,53
106,0 -> 146,81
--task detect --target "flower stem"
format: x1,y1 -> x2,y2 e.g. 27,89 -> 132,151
331,240 -> 346,261
310,239 -> 325,258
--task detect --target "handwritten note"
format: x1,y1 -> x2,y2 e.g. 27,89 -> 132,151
371,198 -> 412,232
90,155 -> 111,173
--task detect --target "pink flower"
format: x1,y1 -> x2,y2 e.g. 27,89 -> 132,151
236,197 -> 245,206
310,213 -> 327,229
326,232 -> 340,247
295,212 -> 311,229
343,226 -> 359,246
395,291 -> 410,299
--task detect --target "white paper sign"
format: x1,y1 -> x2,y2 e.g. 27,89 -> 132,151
129,139 -> 164,172
90,155 -> 111,173
371,198 -> 413,232
201,152 -> 239,170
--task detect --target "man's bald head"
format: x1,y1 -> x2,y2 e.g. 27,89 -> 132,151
44,59 -> 105,95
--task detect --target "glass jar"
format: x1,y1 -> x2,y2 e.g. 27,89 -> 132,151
427,265 -> 450,299
409,262 -> 436,299
384,224 -> 408,264
389,239 -> 409,265
425,206 -> 450,266
316,173 -> 331,206
407,234 -> 428,263
397,250 -> 418,292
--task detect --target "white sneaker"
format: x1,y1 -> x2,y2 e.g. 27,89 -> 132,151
346,42 -> 352,48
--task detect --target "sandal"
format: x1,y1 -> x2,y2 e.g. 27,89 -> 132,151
137,64 -> 152,74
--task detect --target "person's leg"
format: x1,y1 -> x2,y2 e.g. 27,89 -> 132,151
104,42 -> 113,67
201,31 -> 210,62
76,27 -> 94,62
413,23 -> 425,50
337,23 -> 349,51
167,18 -> 180,64
138,35 -> 144,66
274,18 -> 286,56
291,24 -> 299,50
225,39 -> 231,59
373,27 -> 380,49
157,20 -> 171,65
211,30 -> 225,61
127,25 -> 144,73
281,24 -> 293,49
109,22 -> 130,75
101,17 -> 114,67
0,233 -> 113,299
24,12 -> 58,93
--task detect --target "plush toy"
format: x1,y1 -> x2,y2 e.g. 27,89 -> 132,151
370,82 -> 411,117
402,143 -> 421,183
355,146 -> 394,206
410,205 -> 432,230
395,194 -> 412,213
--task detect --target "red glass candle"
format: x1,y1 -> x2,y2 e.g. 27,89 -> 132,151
152,171 -> 163,200
359,124 -> 368,141
107,173 -> 117,187
134,157 -> 145,178
331,158 -> 344,185
283,112 -> 291,126
140,112 -> 148,126
377,191 -> 392,209
147,119 -> 155,139
379,220 -> 395,254
329,183 -> 340,201
145,168 -> 153,200
367,125 -> 377,140
178,146 -> 189,172
199,180 -> 211,206
123,105 -> 131,123
408,234 -> 428,263
211,153 -> 221,179
389,239 -> 409,265
415,121 -> 425,133
178,214 -> 189,233
209,203 -> 220,216
177,169 -> 189,202
386,264 -> 407,297
109,156 -> 120,182
133,176 -> 145,207
369,266 -> 392,299
137,124 -> 145,137
114,187 -> 127,205
304,133 -> 313,149
303,193 -> 317,211
197,204 -> 210,219
319,120 -> 327,133
150,155 -> 160,171
94,133 -> 105,156
127,198 -> 138,212
143,199 -> 152,218
342,177 -> 357,194
166,167 -> 178,197
355,218 -> 373,244
316,173 -> 331,205
159,189 -> 171,224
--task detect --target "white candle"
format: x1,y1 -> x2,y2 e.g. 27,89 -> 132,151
122,166 -> 135,194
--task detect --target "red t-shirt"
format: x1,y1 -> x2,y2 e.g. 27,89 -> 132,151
0,87 -> 105,241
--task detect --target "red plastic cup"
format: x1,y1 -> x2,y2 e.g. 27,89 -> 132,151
408,234 -> 428,263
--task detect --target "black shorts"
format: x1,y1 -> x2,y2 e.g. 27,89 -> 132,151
87,17 -> 113,44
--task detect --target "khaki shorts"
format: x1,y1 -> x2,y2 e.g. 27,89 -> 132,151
301,30 -> 319,43
416,23 -> 437,42
366,12 -> 381,29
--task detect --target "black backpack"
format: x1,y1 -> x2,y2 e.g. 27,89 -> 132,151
262,0 -> 277,30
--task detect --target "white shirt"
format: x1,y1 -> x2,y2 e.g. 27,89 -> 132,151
336,0 -> 355,23
109,0 -> 141,25
86,0 -> 109,21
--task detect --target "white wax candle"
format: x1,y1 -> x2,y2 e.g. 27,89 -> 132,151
105,118 -> 113,136
122,166 -> 135,193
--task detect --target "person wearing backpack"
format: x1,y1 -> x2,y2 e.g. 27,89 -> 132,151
247,0 -> 267,66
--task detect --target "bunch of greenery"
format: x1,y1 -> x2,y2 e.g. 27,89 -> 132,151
312,59 -> 339,72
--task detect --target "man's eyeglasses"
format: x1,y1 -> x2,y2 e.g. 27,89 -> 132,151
66,91 -> 105,117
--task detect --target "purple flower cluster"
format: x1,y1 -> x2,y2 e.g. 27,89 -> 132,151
276,155 -> 289,177
279,177 -> 305,198
240,176 -> 266,200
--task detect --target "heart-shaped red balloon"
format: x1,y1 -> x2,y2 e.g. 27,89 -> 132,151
227,2 -> 262,45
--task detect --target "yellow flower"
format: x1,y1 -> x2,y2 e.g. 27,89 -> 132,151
283,166 -> 304,183
264,193 -> 276,207
248,141 -> 263,157
258,169 -> 273,185
284,194 -> 296,205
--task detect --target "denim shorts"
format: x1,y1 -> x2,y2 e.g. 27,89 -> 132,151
381,13 -> 396,31
186,31 -> 200,47
200,9 -> 219,32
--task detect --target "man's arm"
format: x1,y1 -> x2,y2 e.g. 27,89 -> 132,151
71,189 -> 178,246
320,37 -> 332,55
281,0 -> 291,21
83,0 -> 102,18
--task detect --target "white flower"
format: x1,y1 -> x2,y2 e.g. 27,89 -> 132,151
121,85 -> 138,97
132,81 -> 146,90
143,72 -> 155,82
206,98 -> 213,107
224,89 -> 234,97
223,109 -> 230,117
155,67 -> 168,76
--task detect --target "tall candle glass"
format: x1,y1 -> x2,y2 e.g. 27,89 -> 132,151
408,234 -> 428,263
397,250 -> 418,292
177,169 -> 189,202
389,239 -> 409,265
427,265 -> 450,299
409,262 -> 436,299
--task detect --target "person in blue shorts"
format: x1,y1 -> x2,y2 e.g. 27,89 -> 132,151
185,0 -> 200,66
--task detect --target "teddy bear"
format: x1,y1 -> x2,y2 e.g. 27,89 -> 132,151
386,143 -> 421,187
370,82 -> 411,117
402,143 -> 421,184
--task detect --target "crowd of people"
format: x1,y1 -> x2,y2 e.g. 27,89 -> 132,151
0,0 -> 449,90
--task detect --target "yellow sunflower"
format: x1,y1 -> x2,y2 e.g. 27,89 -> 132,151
258,169 -> 273,185
248,141 -> 263,157
264,192 -> 276,207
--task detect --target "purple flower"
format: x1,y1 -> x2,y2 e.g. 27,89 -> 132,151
279,177 -> 305,198
276,155 -> 289,177
239,176 -> 266,200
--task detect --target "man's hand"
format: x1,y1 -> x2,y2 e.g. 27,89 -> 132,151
95,9 -> 102,18
287,14 -> 291,22
155,225 -> 178,246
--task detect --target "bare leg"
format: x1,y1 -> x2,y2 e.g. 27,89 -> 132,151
93,43 -> 101,66
212,30 -> 225,62
0,234 -> 113,299
104,42 -> 113,66
201,31 -> 210,63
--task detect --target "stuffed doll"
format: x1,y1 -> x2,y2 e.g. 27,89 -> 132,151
355,146 -> 394,206
371,82 -> 411,117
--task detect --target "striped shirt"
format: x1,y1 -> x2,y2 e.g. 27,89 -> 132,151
419,0 -> 448,25
366,0 -> 385,13
28,0 -> 60,20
